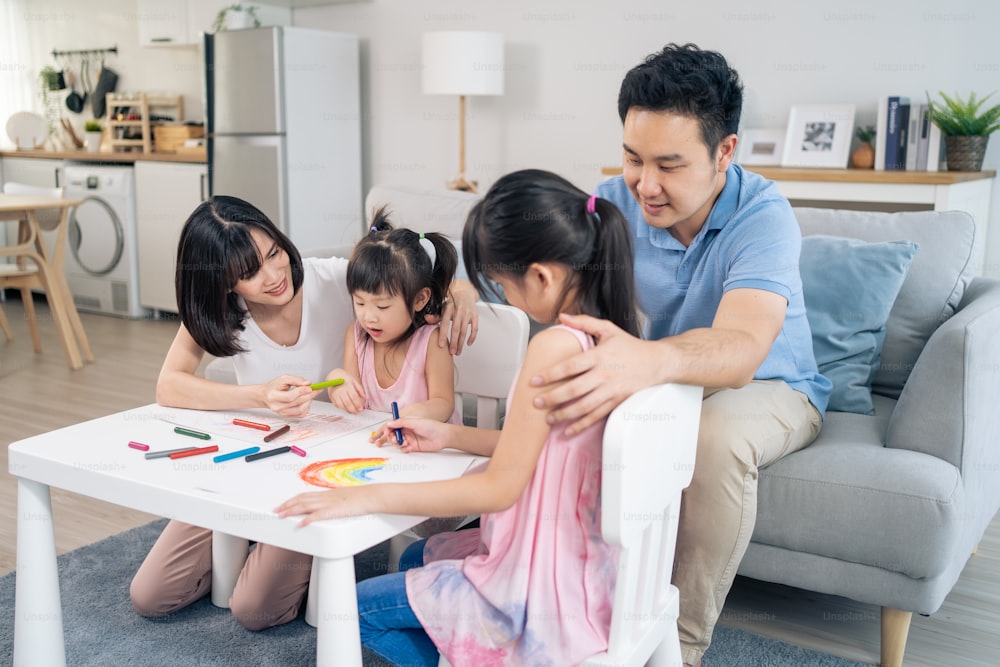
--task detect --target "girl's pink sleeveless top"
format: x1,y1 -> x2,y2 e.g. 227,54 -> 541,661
354,321 -> 462,425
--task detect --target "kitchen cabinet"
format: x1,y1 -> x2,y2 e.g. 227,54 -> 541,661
138,0 -> 292,47
1,156 -> 63,188
135,161 -> 207,312
136,0 -> 189,47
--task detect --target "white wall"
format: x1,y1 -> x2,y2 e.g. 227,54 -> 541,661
296,0 -> 1000,277
4,0 -> 1000,275
4,0 -> 206,139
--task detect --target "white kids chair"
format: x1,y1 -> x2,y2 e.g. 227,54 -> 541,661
580,381 -> 701,667
440,381 -> 702,667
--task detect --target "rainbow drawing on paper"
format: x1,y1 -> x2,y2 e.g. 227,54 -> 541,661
300,457 -> 389,488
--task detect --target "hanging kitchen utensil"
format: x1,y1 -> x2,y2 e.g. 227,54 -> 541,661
91,58 -> 118,118
65,58 -> 85,113
60,118 -> 84,149
80,56 -> 91,108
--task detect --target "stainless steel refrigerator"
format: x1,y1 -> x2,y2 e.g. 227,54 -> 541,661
204,26 -> 362,251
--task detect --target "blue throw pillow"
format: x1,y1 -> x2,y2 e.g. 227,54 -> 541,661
800,235 -> 918,415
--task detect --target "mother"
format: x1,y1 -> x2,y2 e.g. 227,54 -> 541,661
130,195 -> 478,630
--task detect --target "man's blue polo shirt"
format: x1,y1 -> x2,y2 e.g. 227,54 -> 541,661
596,164 -> 831,415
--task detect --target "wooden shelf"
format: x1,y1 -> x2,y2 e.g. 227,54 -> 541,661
747,166 -> 995,185
106,93 -> 184,154
600,165 -> 996,184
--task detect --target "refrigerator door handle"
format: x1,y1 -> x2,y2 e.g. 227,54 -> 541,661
218,135 -> 283,147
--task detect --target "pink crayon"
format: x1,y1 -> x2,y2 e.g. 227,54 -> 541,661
128,441 -> 151,451
290,445 -> 307,457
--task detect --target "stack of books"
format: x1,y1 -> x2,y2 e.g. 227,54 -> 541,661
873,95 -> 945,171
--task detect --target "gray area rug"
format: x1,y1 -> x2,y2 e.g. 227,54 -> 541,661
0,519 -> 870,666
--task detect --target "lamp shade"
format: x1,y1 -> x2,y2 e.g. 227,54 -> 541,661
422,31 -> 504,96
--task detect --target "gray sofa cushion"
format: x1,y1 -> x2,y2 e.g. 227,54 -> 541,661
799,235 -> 918,414
793,208 -> 977,398
755,394 -> 964,579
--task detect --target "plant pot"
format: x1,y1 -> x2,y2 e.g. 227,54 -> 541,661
224,11 -> 255,30
945,135 -> 989,172
85,131 -> 102,152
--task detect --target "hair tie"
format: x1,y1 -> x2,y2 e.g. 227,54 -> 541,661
369,226 -> 378,234
419,233 -> 425,239
586,194 -> 598,214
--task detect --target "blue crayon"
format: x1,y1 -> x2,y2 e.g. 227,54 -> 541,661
391,401 -> 403,445
213,446 -> 261,463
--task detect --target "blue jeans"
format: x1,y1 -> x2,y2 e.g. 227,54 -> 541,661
358,539 -> 436,666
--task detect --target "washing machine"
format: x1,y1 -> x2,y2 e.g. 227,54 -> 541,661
62,164 -> 147,318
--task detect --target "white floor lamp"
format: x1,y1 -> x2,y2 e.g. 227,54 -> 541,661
422,31 -> 504,193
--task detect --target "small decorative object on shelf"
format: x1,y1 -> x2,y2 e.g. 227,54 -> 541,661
781,104 -> 856,168
926,91 -> 1000,172
851,125 -> 876,169
84,119 -> 103,152
212,4 -> 262,33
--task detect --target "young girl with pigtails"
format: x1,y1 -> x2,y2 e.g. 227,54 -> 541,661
323,206 -> 463,427
278,169 -> 640,666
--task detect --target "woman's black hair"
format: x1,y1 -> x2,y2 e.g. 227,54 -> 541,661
617,43 -> 743,153
347,205 -> 458,344
175,195 -> 303,357
463,169 -> 640,337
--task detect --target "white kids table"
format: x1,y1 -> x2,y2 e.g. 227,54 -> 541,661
9,402 -> 477,666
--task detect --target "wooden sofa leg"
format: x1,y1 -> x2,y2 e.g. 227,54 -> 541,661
880,607 -> 912,667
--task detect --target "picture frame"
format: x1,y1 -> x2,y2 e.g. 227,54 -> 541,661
781,104 -> 856,168
736,128 -> 786,166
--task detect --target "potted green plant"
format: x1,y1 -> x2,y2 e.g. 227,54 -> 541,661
926,91 -> 1000,172
38,66 -> 64,140
84,119 -> 103,152
211,3 -> 261,32
851,125 -> 876,169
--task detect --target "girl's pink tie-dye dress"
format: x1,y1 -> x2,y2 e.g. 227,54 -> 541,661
405,325 -> 620,666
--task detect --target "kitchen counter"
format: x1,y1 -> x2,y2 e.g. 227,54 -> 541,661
0,149 -> 206,164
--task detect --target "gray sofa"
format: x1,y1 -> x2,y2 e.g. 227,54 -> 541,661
739,207 -> 1000,667
206,186 -> 1000,666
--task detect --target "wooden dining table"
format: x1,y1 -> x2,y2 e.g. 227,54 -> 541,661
0,193 -> 94,370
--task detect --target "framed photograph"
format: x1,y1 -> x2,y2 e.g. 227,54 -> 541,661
736,128 -> 786,166
781,104 -> 856,168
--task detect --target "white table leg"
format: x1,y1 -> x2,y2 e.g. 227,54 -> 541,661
14,478 -> 66,667
316,556 -> 362,667
304,557 -> 320,627
211,531 -> 249,608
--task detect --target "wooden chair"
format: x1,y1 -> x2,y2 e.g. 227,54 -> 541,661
1,183 -> 96,368
1,183 -> 66,351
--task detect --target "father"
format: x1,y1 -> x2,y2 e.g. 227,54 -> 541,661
531,43 -> 831,666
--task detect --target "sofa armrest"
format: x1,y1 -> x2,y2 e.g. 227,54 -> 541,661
887,277 -> 1000,480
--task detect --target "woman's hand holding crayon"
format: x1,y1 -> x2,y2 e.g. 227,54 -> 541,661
261,374 -> 319,418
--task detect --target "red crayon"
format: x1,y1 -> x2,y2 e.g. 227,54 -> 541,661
233,418 -> 271,431
169,445 -> 220,460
